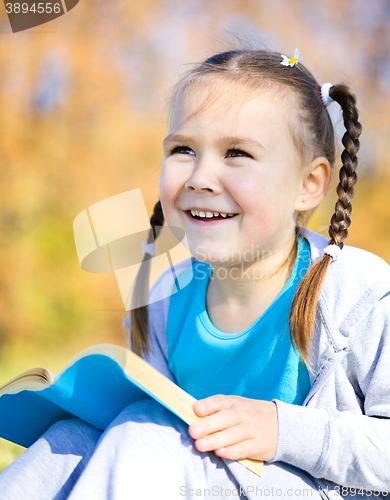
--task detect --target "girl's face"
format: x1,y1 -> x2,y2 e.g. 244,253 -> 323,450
160,83 -> 307,267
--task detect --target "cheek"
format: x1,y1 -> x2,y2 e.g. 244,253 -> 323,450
159,165 -> 182,224
230,170 -> 294,231
158,169 -> 170,205
229,173 -> 272,216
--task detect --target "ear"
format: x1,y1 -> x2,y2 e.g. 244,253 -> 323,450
294,156 -> 331,212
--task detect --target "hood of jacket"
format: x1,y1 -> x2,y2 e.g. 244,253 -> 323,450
298,226 -> 390,386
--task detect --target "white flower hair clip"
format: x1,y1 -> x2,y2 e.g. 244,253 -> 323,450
280,48 -> 302,71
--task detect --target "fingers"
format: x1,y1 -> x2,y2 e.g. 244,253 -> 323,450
214,439 -> 257,461
189,397 -> 279,462
193,394 -> 235,417
193,424 -> 252,459
189,406 -> 240,440
193,423 -> 243,452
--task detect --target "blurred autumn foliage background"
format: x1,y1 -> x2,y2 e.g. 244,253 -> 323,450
0,0 -> 390,468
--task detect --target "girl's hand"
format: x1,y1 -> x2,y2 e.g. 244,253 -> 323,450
188,395 -> 278,462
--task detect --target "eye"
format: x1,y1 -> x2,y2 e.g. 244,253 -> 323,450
226,148 -> 252,158
170,146 -> 196,156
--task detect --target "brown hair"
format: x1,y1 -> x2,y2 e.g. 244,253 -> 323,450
129,49 -> 362,370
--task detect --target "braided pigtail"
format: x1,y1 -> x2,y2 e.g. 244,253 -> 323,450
289,84 -> 362,371
129,200 -> 165,357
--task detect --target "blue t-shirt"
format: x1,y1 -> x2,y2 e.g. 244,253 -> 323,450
166,235 -> 312,404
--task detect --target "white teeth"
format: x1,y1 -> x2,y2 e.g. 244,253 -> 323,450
189,209 -> 236,218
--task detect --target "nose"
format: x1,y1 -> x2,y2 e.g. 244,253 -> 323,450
184,157 -> 222,194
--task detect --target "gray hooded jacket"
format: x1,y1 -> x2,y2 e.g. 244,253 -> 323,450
130,227 -> 390,496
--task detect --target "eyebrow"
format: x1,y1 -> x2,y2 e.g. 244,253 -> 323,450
163,134 -> 266,151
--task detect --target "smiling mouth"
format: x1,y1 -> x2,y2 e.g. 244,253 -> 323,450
186,210 -> 238,221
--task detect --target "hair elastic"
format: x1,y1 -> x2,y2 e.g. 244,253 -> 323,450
323,244 -> 341,262
321,83 -> 334,107
141,241 -> 157,258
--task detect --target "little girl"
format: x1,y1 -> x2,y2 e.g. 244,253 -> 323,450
1,48 -> 390,500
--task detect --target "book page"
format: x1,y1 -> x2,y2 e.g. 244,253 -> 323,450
0,368 -> 53,396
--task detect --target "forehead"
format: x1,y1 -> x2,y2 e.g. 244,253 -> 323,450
172,80 -> 288,118
169,80 -> 299,151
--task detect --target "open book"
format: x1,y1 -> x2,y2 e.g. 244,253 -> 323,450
0,344 -> 263,476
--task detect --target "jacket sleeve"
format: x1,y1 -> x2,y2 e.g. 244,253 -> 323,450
268,292 -> 390,492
